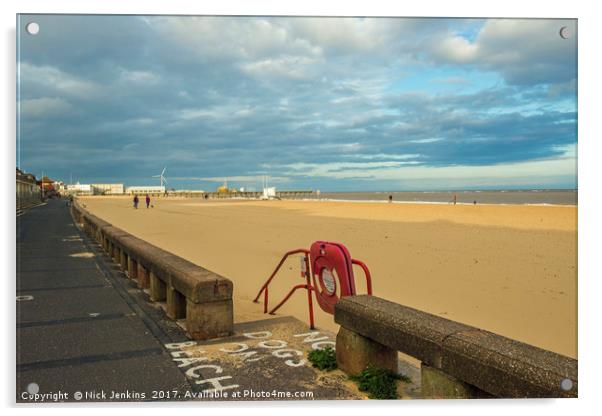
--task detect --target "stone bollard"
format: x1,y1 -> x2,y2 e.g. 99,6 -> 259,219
186,298 -> 233,340
421,365 -> 491,399
335,326 -> 398,375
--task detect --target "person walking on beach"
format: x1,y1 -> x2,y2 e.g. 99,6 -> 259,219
133,194 -> 139,209
389,194 -> 393,203
145,194 -> 150,209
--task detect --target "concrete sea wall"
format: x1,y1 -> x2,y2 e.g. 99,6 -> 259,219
71,200 -> 233,340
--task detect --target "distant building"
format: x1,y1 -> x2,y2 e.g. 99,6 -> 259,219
217,179 -> 237,193
65,183 -> 93,195
37,176 -> 60,197
16,168 -> 40,209
126,186 -> 166,195
262,187 -> 276,199
91,183 -> 124,195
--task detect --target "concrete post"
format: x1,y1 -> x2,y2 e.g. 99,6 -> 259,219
186,299 -> 233,340
421,364 -> 491,399
129,258 -> 138,280
120,250 -> 128,271
167,286 -> 187,320
137,264 -> 150,289
335,326 -> 398,375
149,271 -> 166,302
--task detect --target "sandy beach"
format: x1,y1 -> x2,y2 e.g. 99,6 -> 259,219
80,196 -> 577,358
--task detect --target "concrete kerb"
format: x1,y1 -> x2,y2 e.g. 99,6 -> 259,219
334,295 -> 578,399
71,202 -> 233,340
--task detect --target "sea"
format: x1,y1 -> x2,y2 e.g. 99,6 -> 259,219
301,190 -> 577,206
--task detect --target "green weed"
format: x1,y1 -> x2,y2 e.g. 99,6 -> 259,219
307,347 -> 337,371
350,365 -> 409,400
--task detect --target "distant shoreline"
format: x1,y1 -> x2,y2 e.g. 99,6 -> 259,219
303,189 -> 577,206
298,198 -> 577,207
88,190 -> 578,206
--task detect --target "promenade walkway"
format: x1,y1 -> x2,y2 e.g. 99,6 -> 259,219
17,199 -> 195,401
16,200 -> 369,402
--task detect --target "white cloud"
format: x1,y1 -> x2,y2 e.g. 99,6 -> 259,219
19,97 -> 72,117
19,62 -> 99,97
177,175 -> 290,184
426,19 -> 577,85
431,35 -> 479,64
347,153 -> 422,160
119,68 -> 159,84
150,16 -> 320,62
240,56 -> 317,80
277,155 -> 576,187
176,104 -> 255,121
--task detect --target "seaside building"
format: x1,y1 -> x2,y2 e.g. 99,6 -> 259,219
16,168 -> 41,209
65,183 -> 93,196
125,186 -> 166,195
37,175 -> 61,198
91,183 -> 124,195
262,187 -> 276,200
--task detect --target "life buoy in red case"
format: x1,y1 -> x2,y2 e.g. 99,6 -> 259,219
309,241 -> 357,314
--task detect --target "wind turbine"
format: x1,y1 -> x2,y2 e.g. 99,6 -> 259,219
152,167 -> 168,187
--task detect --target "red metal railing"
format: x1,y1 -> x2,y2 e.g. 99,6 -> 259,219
253,250 -> 309,305
254,246 -> 373,330
352,259 -> 373,295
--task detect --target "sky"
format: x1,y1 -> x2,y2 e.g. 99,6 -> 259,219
17,15 -> 577,191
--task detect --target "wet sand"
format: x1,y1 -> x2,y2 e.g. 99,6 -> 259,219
81,196 -> 577,358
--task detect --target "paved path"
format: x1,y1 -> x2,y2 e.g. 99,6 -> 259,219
16,200 -> 406,402
17,199 -> 192,402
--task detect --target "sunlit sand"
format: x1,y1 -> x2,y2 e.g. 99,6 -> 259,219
82,196 -> 577,358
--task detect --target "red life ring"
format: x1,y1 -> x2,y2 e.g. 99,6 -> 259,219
309,241 -> 357,314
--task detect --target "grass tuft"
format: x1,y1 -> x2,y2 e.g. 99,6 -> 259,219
307,347 -> 337,371
350,366 -> 409,400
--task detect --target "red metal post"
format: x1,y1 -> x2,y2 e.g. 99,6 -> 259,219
264,286 -> 269,313
304,255 -> 315,329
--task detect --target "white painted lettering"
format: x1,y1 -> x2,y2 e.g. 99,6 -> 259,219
235,350 -> 263,362
164,341 -> 196,349
257,339 -> 288,349
312,341 -> 336,350
174,356 -> 209,368
219,343 -> 248,353
197,376 -> 240,393
285,358 -> 307,367
243,331 -> 272,339
272,348 -> 302,359
294,332 -> 329,343
186,364 -> 222,379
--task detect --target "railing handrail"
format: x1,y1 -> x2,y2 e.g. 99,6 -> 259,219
253,248 -> 310,304
351,258 -> 372,295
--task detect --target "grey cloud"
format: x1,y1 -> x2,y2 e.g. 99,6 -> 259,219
16,15 -> 577,190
